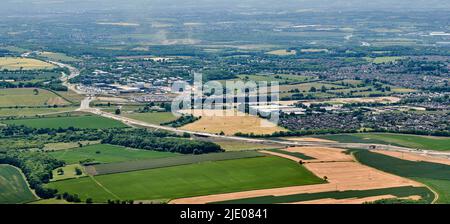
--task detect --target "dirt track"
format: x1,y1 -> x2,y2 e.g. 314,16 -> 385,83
281,137 -> 336,143
373,150 -> 450,166
259,150 -> 302,163
286,147 -> 352,162
170,147 -> 422,204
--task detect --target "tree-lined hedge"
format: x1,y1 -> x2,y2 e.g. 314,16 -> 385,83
101,132 -> 223,154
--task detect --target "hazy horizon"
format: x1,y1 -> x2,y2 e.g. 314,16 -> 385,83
1,0 -> 449,16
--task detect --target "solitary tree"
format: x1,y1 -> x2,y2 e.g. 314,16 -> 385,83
57,168 -> 64,176
75,167 -> 82,176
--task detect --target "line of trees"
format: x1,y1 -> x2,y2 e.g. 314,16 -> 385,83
161,115 -> 199,128
1,125 -> 222,154
0,80 -> 68,91
101,131 -> 223,154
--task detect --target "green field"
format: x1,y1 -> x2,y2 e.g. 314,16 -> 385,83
278,79 -> 413,99
0,70 -> 60,83
99,105 -> 143,113
87,151 -> 264,175
2,115 -> 127,129
0,107 -> 77,117
123,112 -> 177,125
0,165 -> 38,204
266,49 -> 297,56
50,144 -> 179,164
213,140 -> 283,151
365,56 -> 405,64
0,88 -> 70,107
212,186 -> 434,204
237,74 -> 314,84
55,90 -> 85,104
350,149 -> 450,203
46,156 -> 325,202
331,79 -> 364,86
267,149 -> 315,160
51,164 -> 87,181
279,82 -> 344,93
0,57 -> 56,70
0,46 -> 28,54
44,141 -> 100,151
319,133 -> 450,151
38,52 -> 80,62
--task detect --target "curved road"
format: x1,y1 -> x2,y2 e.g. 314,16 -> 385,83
49,60 -> 85,94
78,97 -> 450,160
54,61 -> 450,161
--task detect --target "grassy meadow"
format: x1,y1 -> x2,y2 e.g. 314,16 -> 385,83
47,156 -> 325,202
38,52 -> 80,62
0,165 -> 37,204
43,141 -> 100,151
0,88 -> 69,107
213,140 -> 283,151
350,149 -> 450,203
123,112 -> 177,125
266,49 -> 297,56
237,74 -> 315,84
87,151 -> 264,175
51,164 -> 87,181
0,106 -> 77,118
0,57 -> 55,70
365,56 -> 405,64
50,144 -> 179,164
1,114 -> 127,129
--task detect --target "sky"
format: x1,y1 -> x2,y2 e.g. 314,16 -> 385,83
1,0 -> 449,15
